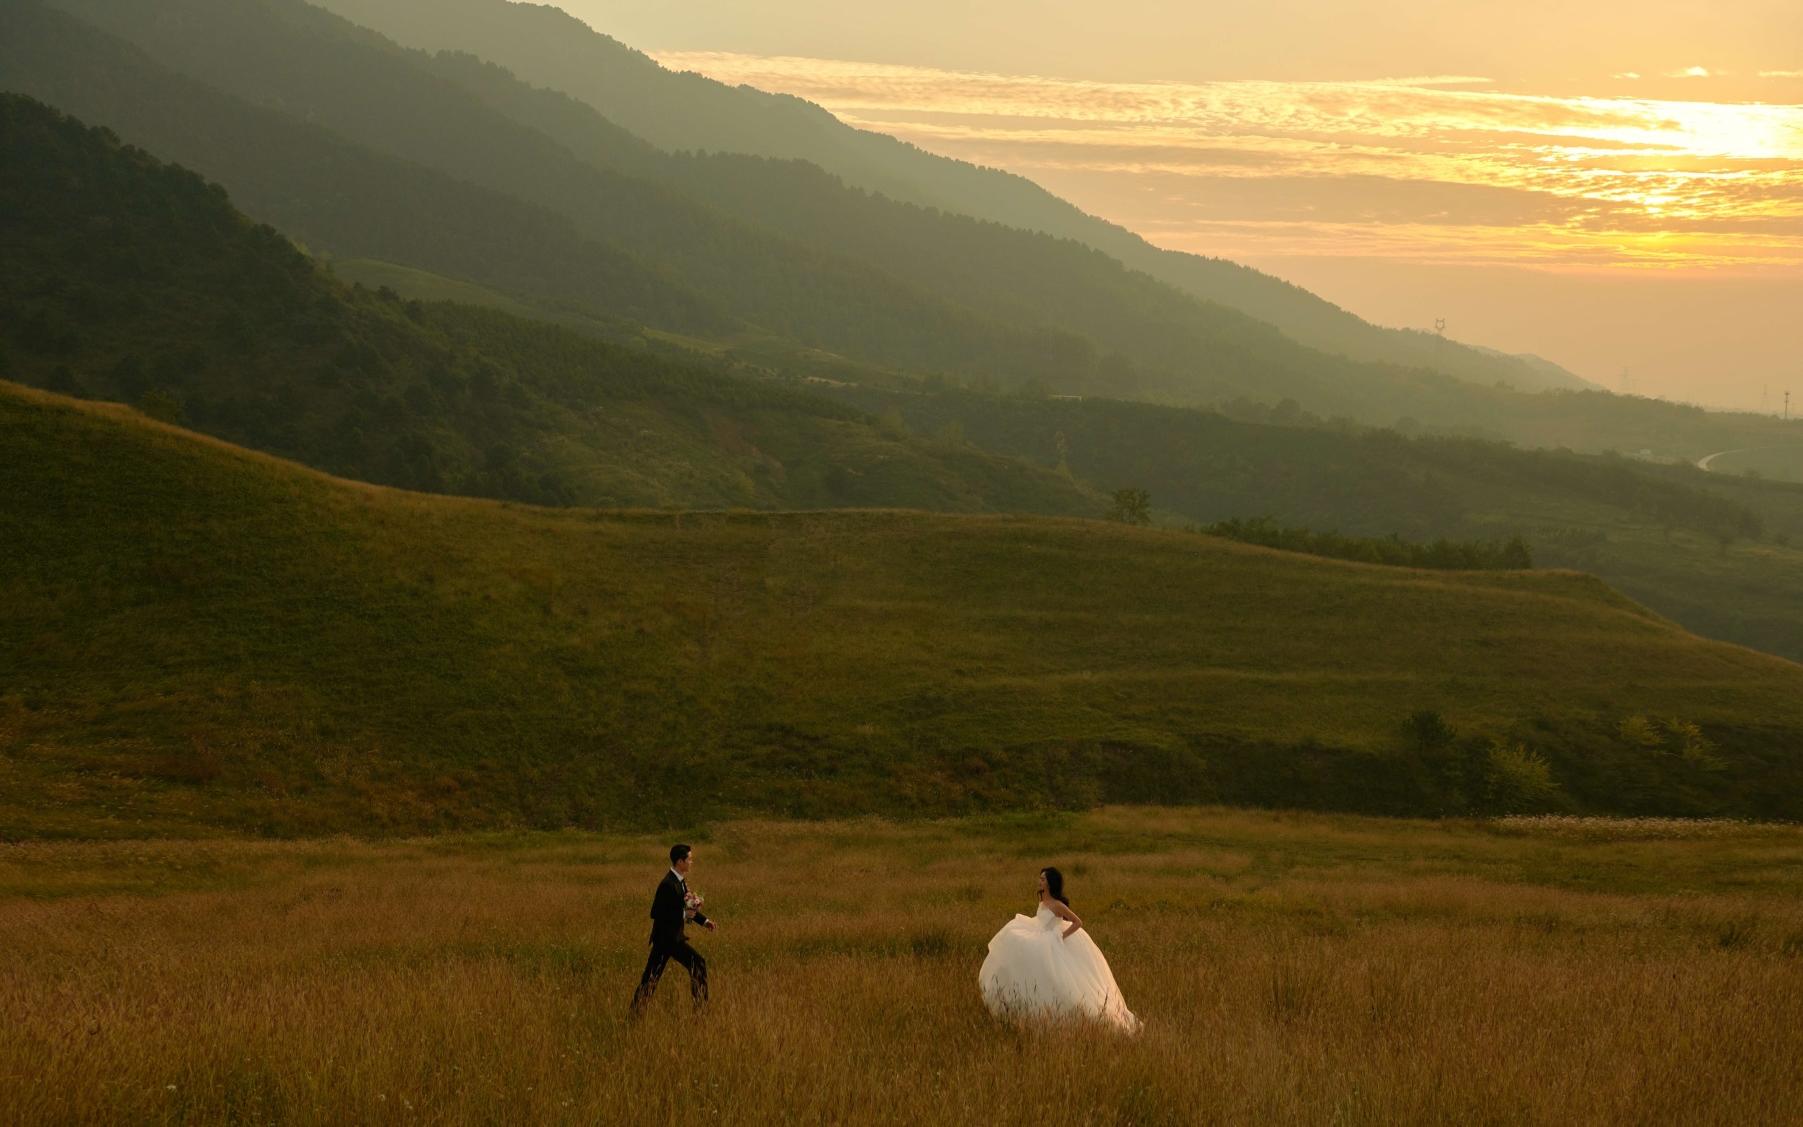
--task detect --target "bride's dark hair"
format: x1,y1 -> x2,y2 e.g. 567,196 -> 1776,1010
1041,867 -> 1070,907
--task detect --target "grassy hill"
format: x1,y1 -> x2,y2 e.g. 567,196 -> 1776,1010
6,380 -> 1803,840
827,386 -> 1803,661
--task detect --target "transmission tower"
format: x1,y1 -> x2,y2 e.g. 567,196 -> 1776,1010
1433,317 -> 1446,337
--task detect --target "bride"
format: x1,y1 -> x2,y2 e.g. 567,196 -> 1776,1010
978,867 -> 1140,1033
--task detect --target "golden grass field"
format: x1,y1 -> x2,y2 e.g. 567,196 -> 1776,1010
5,807 -> 1801,1125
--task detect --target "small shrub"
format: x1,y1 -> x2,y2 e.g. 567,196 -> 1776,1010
1108,487 -> 1151,525
1664,718 -> 1725,771
1405,709 -> 1456,754
1484,741 -> 1564,813
1618,715 -> 1664,750
876,404 -> 909,439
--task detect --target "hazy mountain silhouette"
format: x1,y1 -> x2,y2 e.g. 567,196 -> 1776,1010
311,0 -> 1597,394
31,0 -> 1558,426
0,92 -> 1097,513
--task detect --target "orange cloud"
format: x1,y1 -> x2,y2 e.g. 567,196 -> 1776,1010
654,50 -> 1803,273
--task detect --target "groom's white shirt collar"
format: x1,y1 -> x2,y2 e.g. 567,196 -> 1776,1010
669,867 -> 685,884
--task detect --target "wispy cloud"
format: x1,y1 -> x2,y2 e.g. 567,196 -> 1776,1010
1666,66 -> 1717,79
654,51 -> 1803,271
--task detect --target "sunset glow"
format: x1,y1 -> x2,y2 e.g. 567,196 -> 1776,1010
655,52 -> 1803,274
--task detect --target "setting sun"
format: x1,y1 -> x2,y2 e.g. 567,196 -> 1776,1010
653,52 -> 1803,275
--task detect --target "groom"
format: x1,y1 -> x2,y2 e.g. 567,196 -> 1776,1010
629,843 -> 715,1018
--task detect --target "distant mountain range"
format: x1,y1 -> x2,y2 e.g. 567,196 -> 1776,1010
12,0 -> 1596,433
311,0 -> 1601,395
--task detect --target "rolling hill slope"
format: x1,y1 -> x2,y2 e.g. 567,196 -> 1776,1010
6,380 -> 1803,839
308,0 -> 1597,393
827,384 -> 1803,661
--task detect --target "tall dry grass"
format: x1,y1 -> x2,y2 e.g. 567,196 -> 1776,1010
3,807 -> 1801,1125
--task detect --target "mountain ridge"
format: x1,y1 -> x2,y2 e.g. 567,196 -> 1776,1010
310,0 -> 1598,394
0,91 -> 1097,513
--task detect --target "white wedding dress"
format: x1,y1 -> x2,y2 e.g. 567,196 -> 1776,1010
978,902 -> 1140,1033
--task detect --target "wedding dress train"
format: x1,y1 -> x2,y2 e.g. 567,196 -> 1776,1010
978,904 -> 1139,1033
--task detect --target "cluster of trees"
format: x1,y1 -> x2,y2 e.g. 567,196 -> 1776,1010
1081,705 -> 1802,821
1198,517 -> 1534,571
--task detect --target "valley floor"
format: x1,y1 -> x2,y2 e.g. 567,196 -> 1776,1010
4,808 -> 1801,1125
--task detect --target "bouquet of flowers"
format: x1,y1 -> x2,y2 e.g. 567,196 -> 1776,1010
683,887 -> 704,921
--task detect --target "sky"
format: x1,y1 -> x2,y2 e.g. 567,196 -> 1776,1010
570,1 -> 1803,408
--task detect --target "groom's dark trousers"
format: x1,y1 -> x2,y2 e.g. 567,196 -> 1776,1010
632,939 -> 707,1014
630,869 -> 709,1016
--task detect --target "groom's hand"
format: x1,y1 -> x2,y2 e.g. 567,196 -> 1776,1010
704,919 -> 718,931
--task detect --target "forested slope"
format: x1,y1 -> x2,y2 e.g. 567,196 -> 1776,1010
0,94 -> 1093,513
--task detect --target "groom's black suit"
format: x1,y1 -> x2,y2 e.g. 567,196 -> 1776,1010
631,869 -> 709,1015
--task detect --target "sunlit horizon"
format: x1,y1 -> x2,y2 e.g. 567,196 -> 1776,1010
626,41 -> 1803,407
654,51 -> 1803,276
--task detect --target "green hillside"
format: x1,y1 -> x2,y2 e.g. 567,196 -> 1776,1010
309,0 -> 1598,394
0,94 -> 1092,514
831,385 -> 1803,660
334,252 -> 1803,665
7,380 -> 1803,839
